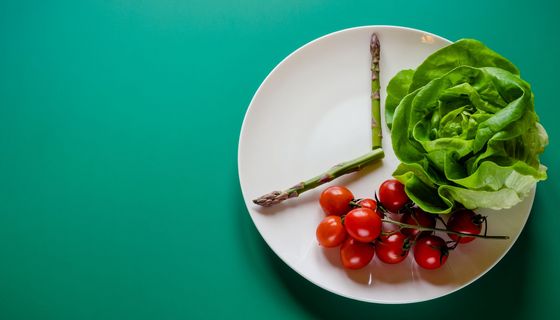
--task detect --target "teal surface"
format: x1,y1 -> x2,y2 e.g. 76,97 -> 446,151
1,1 -> 559,319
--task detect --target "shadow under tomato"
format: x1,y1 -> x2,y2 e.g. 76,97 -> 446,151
367,257 -> 417,284
322,243 -> 417,285
322,247 -> 344,270
234,173 -> 535,320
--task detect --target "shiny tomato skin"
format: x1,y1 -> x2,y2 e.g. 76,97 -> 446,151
447,209 -> 483,244
316,215 -> 347,248
375,232 -> 410,264
344,208 -> 382,243
357,198 -> 384,218
340,237 -> 375,270
413,235 -> 449,270
378,179 -> 409,212
319,186 -> 354,216
401,208 -> 437,238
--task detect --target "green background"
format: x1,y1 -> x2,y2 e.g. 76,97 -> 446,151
1,0 -> 559,319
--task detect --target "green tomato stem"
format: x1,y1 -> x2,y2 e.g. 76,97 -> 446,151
381,217 -> 509,240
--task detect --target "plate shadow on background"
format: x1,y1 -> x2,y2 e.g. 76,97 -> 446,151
235,175 -> 534,319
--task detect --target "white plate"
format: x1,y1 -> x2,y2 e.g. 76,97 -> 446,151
237,26 -> 534,304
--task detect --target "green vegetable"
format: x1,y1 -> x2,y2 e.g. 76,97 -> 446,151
370,33 -> 383,149
386,39 -> 548,214
253,149 -> 385,207
253,33 -> 385,208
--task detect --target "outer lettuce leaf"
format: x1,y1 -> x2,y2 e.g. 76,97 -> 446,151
387,40 -> 548,213
385,69 -> 414,130
439,187 -> 523,211
409,39 -> 520,91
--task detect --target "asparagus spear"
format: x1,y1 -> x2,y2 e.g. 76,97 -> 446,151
370,33 -> 382,149
253,33 -> 384,207
253,148 -> 385,207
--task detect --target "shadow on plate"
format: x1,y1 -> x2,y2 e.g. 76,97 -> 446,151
321,247 -> 344,270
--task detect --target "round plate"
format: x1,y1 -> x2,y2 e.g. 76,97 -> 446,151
238,26 -> 534,304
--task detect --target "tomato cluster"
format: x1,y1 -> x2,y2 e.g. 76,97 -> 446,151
316,180 -> 485,271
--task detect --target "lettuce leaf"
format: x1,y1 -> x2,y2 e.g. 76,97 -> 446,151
386,39 -> 548,214
386,69 -> 414,130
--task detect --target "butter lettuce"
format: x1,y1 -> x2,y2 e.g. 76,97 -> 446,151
386,39 -> 548,214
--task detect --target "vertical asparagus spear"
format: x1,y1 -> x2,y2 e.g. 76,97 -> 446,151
253,33 -> 384,207
371,33 -> 382,149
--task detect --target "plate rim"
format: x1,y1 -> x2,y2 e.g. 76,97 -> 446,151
237,25 -> 533,304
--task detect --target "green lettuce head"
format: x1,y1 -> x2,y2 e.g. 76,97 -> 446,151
386,39 -> 548,214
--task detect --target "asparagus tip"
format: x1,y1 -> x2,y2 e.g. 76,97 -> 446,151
370,33 -> 380,55
253,191 -> 290,207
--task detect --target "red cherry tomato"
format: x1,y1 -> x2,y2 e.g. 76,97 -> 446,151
447,209 -> 483,244
378,179 -> 409,212
357,198 -> 384,218
413,235 -> 449,270
376,232 -> 410,264
344,208 -> 382,243
316,215 -> 347,247
401,208 -> 436,238
340,237 -> 375,270
319,186 -> 354,216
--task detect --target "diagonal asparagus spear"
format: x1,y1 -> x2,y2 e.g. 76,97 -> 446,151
371,33 -> 382,149
253,148 -> 384,206
253,33 -> 383,207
